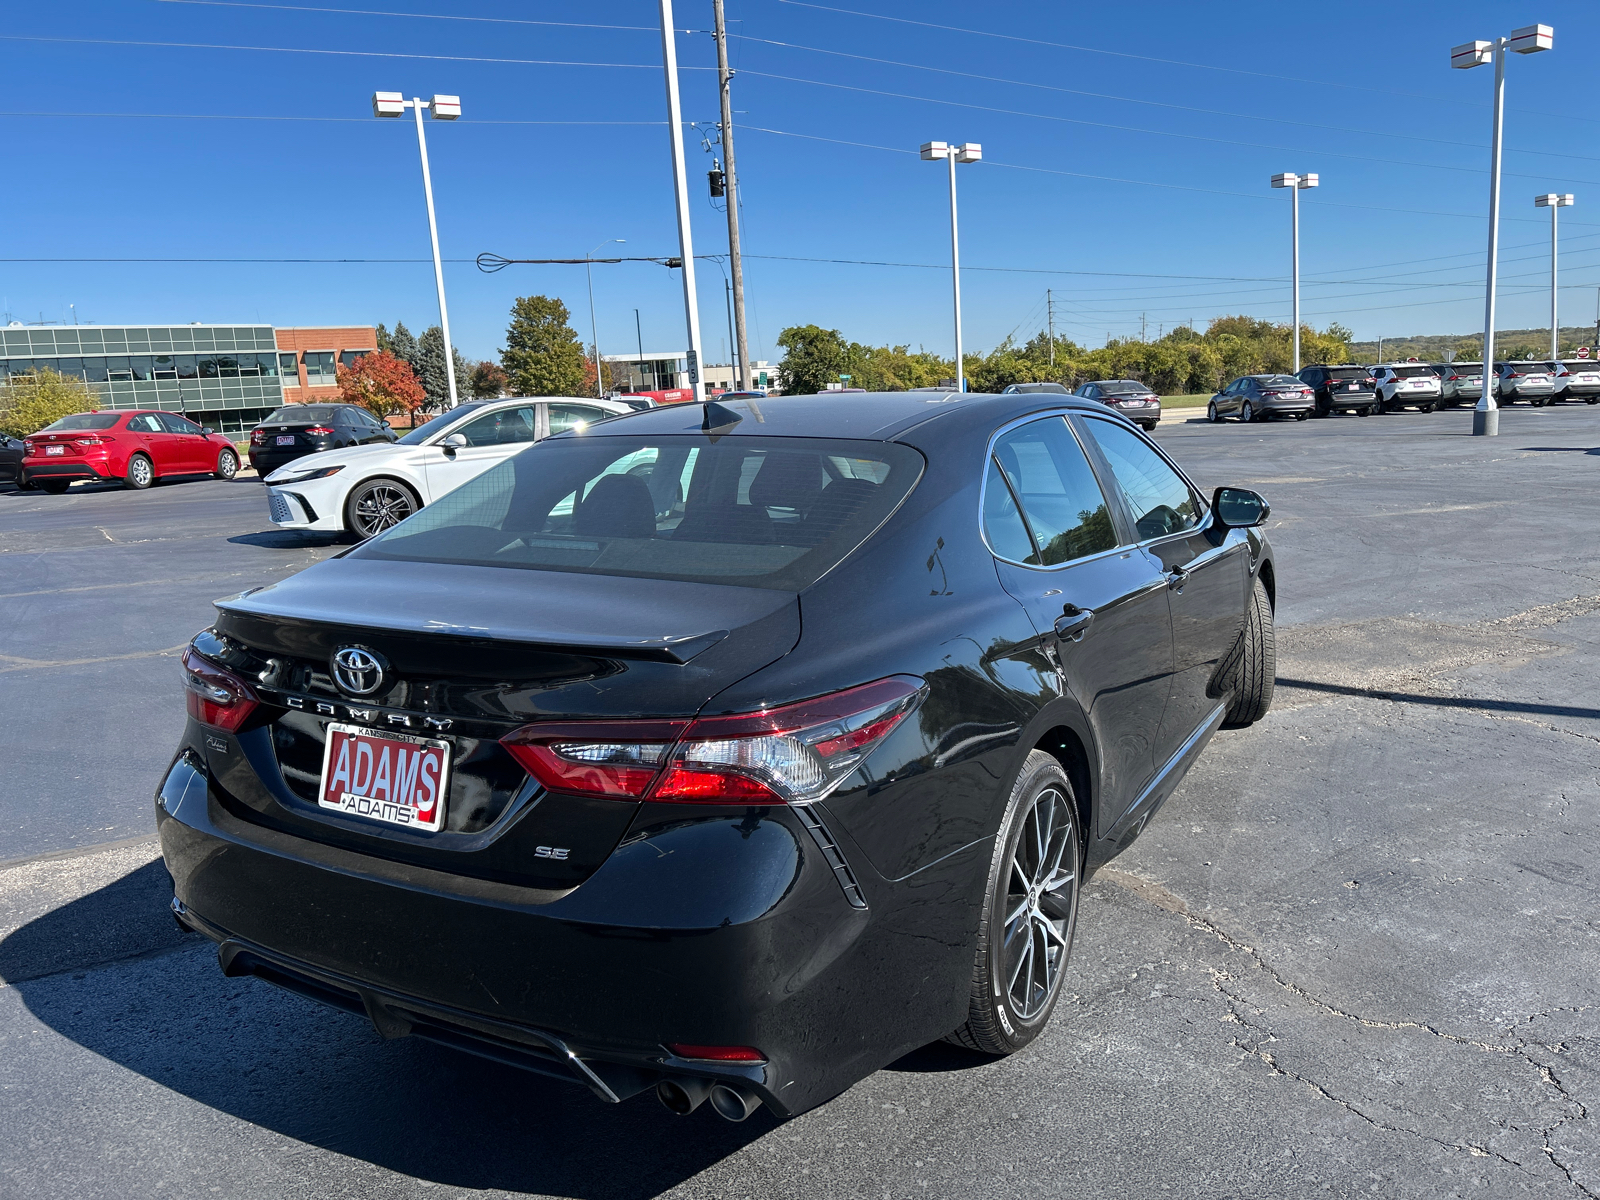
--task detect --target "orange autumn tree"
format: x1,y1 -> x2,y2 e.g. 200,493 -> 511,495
336,350 -> 426,423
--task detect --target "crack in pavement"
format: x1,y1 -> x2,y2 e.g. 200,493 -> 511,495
1099,867 -> 1599,1196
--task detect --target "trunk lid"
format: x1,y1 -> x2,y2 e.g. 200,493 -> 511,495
201,560 -> 800,889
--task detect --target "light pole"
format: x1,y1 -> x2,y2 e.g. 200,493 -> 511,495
585,238 -> 624,398
1534,194 -> 1574,360
373,90 -> 462,406
658,0 -> 704,403
1270,172 -> 1319,371
920,141 -> 982,392
1451,24 -> 1554,436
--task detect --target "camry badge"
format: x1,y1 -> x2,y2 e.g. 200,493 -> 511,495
332,646 -> 388,697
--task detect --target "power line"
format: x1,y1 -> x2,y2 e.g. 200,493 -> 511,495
738,125 -> 1593,229
0,34 -> 665,69
154,0 -> 668,31
732,33 -> 1600,168
774,0 -> 1600,126
0,110 -> 663,126
737,68 -> 1600,188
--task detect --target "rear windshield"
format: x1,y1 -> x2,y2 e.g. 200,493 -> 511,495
1391,366 -> 1435,378
1257,376 -> 1303,388
1100,382 -> 1152,395
264,406 -> 344,425
1325,368 -> 1370,381
357,434 -> 925,591
39,413 -> 118,432
396,402 -> 489,445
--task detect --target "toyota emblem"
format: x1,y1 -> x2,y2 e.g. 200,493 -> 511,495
331,646 -> 388,696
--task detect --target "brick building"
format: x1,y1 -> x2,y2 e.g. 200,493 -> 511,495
275,326 -> 379,403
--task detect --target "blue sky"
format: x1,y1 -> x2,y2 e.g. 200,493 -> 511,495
6,1 -> 1600,364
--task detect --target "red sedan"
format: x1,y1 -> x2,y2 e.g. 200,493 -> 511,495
22,410 -> 240,494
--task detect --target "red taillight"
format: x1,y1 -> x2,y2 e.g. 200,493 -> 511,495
251,429 -> 268,445
500,676 -> 926,806
306,426 -> 334,436
181,646 -> 259,732
500,720 -> 689,798
666,1044 -> 767,1063
74,436 -> 108,446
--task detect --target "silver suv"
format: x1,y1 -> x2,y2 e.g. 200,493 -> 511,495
1432,362 -> 1482,406
1370,363 -> 1442,413
1554,360 -> 1600,404
1491,362 -> 1556,406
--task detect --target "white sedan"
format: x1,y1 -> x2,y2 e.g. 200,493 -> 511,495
264,396 -> 636,539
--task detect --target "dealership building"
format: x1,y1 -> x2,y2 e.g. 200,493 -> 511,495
0,323 -> 377,434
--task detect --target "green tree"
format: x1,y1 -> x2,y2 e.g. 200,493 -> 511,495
388,321 -> 420,374
467,360 -> 509,399
776,324 -> 851,395
501,295 -> 587,396
0,366 -> 99,437
374,323 -> 393,354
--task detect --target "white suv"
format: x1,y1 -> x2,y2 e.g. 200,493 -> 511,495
1369,363 -> 1442,413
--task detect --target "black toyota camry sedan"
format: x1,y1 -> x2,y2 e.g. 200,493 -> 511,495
159,391 -> 1276,1122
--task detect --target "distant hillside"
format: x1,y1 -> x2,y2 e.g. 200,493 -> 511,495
1346,325 -> 1600,364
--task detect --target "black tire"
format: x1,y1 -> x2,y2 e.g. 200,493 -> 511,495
1420,401 -> 1436,414
1294,412 -> 1308,421
1531,396 -> 1548,408
1206,401 -> 1221,424
37,479 -> 70,494
1222,577 -> 1276,728
1356,405 -> 1370,416
124,454 -> 154,490
946,750 -> 1081,1056
214,449 -> 239,481
1588,397 -> 1599,405
1141,421 -> 1158,432
344,477 -> 420,540
1241,400 -> 1256,423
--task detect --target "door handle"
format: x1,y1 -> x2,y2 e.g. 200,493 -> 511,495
1053,606 -> 1094,642
1167,565 -> 1187,592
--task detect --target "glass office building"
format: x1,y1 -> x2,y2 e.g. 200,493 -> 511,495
0,324 -> 285,434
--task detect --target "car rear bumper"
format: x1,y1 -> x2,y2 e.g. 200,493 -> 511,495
1326,392 -> 1375,408
155,744 -> 918,1118
1261,399 -> 1315,414
21,460 -> 113,482
249,448 -> 315,476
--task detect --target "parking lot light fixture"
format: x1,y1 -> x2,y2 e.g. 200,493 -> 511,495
1270,172 -> 1318,372
1451,24 -> 1554,436
921,141 -> 981,393
1534,193 -> 1575,360
371,90 -> 462,406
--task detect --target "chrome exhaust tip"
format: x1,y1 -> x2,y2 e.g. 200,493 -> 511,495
708,1082 -> 762,1122
656,1077 -> 712,1115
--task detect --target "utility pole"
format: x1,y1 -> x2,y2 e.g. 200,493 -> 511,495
658,0 -> 704,402
712,0 -> 750,391
1140,313 -> 1147,342
1535,193 -> 1574,359
1047,288 -> 1054,366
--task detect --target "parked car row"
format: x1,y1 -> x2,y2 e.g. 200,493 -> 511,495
1000,379 -> 1162,430
18,410 -> 238,492
1208,358 -> 1600,423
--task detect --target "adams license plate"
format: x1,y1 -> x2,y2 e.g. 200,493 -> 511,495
318,722 -> 450,832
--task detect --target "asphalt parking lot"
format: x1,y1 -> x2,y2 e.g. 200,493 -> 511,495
3,404 -> 1598,1199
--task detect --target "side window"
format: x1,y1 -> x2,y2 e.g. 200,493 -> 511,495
987,417 -> 1118,567
1084,419 -> 1201,541
547,404 -> 606,435
983,457 -> 1036,563
455,405 -> 537,447
160,413 -> 204,435
127,414 -> 164,433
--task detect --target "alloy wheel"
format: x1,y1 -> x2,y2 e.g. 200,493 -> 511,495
999,784 -> 1078,1021
351,483 -> 416,538
216,450 -> 238,480
1207,401 -> 1220,423
128,456 -> 153,488
1241,401 -> 1255,423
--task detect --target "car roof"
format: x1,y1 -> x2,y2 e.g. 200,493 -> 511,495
567,390 -> 1132,444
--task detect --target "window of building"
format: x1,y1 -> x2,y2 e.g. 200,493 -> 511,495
153,355 -> 177,380
304,351 -> 337,386
176,355 -> 198,380
339,349 -> 373,368
107,356 -> 133,382
279,352 -> 300,384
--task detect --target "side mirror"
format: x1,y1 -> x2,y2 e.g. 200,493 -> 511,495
382,420 -> 392,428
202,426 -> 215,435
441,433 -> 467,450
1212,487 -> 1270,528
